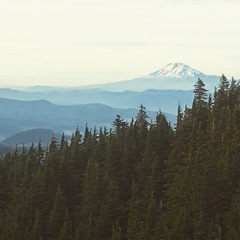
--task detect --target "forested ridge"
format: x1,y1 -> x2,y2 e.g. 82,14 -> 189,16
1,75 -> 240,239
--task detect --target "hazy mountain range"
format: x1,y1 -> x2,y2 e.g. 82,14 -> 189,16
0,88 -> 193,114
77,63 -> 220,92
0,63 -> 221,113
0,128 -> 62,147
0,97 -> 174,141
0,63 -> 224,150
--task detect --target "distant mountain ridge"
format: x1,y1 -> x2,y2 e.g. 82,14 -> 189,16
0,63 -> 219,115
0,128 -> 61,147
0,143 -> 8,155
0,88 -> 193,114
77,63 -> 220,92
0,63 -> 224,148
0,97 -> 175,141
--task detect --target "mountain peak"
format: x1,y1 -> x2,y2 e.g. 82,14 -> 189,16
148,63 -> 205,79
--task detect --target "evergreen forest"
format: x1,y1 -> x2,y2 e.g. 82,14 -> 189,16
1,75 -> 240,240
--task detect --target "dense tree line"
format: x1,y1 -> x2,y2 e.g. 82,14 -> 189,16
0,75 -> 240,239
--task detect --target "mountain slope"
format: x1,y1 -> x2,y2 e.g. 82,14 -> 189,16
147,62 -> 206,78
0,63 -> 220,115
0,128 -> 61,147
0,143 -> 9,155
0,88 -> 193,114
0,98 -> 175,140
78,63 -> 220,92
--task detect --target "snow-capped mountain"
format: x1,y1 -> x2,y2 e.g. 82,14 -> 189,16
147,63 -> 206,79
79,63 -> 220,92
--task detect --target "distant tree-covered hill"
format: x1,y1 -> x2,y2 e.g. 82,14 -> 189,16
0,87 -> 193,114
0,143 -> 9,155
0,98 -> 175,140
0,128 -> 62,147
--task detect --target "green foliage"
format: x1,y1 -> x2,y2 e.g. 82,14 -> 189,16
0,76 -> 240,239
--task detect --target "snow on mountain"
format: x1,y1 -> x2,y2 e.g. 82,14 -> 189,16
147,63 -> 206,79
78,62 -> 220,92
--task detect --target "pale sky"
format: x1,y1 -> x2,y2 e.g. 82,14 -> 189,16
0,0 -> 239,87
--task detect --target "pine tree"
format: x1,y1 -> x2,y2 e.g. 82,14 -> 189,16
32,210 -> 42,240
111,222 -> 122,240
58,209 -> 73,240
192,78 -> 208,130
46,186 -> 66,240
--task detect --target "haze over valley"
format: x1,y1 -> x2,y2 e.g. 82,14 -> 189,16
0,62 -> 228,148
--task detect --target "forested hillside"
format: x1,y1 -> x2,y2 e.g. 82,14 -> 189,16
0,75 -> 240,239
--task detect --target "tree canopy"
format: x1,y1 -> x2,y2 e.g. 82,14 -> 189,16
0,77 -> 240,239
